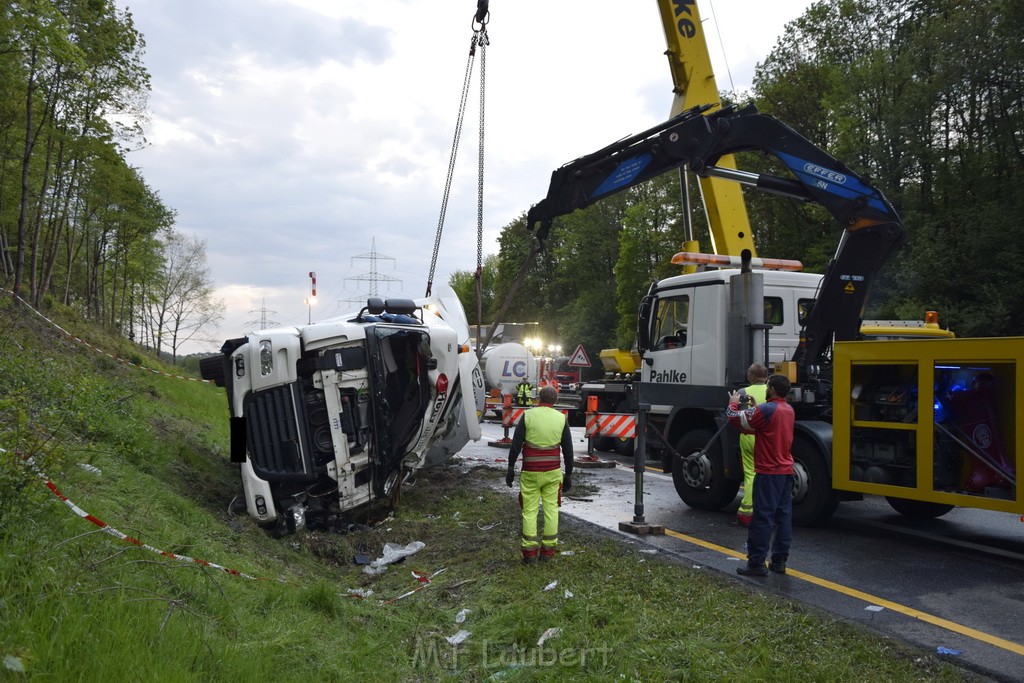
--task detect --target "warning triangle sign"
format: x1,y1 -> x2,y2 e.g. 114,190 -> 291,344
567,344 -> 591,368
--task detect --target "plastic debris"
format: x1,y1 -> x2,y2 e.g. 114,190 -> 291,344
363,541 -> 425,575
79,463 -> 101,475
3,656 -> 25,674
865,605 -> 884,612
543,580 -> 558,592
344,588 -> 374,598
537,627 -> 562,646
936,646 -> 962,656
455,608 -> 471,624
639,548 -> 658,554
486,663 -> 521,680
560,550 -> 575,556
564,589 -> 574,599
446,630 -> 471,645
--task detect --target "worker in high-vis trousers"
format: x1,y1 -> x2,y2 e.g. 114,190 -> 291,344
736,363 -> 769,527
506,386 -> 573,563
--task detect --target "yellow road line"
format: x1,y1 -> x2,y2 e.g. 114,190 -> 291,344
663,527 -> 1024,656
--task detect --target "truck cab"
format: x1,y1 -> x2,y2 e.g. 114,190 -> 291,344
201,287 -> 485,534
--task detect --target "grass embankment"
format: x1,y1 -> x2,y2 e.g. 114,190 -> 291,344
0,298 -> 972,681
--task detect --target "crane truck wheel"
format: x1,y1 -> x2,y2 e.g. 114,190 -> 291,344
592,436 -> 615,452
884,496 -> 955,519
614,437 -> 635,456
671,429 -> 740,511
790,438 -> 840,526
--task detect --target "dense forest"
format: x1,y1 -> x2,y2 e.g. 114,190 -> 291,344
0,0 -> 219,360
452,0 -> 1024,362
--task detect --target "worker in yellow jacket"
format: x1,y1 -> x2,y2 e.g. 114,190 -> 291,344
506,386 -> 573,563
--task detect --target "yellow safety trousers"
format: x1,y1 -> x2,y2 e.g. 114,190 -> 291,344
520,469 -> 563,549
738,383 -> 767,517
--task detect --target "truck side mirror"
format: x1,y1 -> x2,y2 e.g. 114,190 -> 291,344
636,295 -> 654,350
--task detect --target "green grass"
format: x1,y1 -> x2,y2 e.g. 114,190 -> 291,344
0,298 -> 974,681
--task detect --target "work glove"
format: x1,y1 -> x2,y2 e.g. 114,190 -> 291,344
505,468 -> 515,488
562,476 -> 572,493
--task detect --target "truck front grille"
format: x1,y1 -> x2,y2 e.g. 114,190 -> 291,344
244,384 -> 316,482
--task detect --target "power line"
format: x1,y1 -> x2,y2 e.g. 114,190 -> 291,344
246,298 -> 279,330
343,238 -> 403,305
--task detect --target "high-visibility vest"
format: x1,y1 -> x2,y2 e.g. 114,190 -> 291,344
739,383 -> 768,454
517,383 -> 532,404
522,406 -> 565,472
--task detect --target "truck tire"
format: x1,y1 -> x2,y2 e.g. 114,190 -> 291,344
790,438 -> 839,526
885,496 -> 955,519
592,436 -> 615,452
671,429 -> 739,511
614,437 -> 635,456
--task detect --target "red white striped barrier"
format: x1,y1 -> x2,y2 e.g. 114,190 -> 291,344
585,412 -> 637,439
11,448 -> 267,581
502,406 -> 570,428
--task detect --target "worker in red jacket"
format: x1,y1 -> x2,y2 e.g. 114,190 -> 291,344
505,386 -> 573,563
726,374 -> 795,577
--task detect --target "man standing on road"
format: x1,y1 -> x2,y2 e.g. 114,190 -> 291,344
506,386 -> 573,564
726,374 -> 795,576
736,363 -> 769,527
516,378 -> 533,406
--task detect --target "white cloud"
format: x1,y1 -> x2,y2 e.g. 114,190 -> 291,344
119,0 -> 814,353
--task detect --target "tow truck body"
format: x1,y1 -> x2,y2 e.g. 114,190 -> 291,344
527,102 -> 1022,524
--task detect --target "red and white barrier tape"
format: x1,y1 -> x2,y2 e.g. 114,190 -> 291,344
5,290 -> 214,384
9,448 -> 265,581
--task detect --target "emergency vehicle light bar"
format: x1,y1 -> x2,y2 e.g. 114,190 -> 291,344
670,251 -> 804,271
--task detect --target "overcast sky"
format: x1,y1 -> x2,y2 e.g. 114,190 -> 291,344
116,0 -> 815,354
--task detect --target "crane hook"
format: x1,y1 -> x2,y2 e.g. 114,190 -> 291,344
473,0 -> 489,28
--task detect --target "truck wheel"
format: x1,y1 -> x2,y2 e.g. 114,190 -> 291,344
614,437 -> 634,456
790,438 -> 839,526
671,429 -> 739,511
885,496 -> 955,519
592,436 -> 615,452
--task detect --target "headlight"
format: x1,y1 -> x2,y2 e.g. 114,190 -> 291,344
259,340 -> 273,375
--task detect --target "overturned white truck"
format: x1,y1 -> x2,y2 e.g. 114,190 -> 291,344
200,287 -> 485,534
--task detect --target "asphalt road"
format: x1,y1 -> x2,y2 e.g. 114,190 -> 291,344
464,419 -> 1024,682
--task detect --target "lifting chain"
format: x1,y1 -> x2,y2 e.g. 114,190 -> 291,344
425,3 -> 489,298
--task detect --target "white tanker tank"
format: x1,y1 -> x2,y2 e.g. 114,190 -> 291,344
480,342 -> 538,397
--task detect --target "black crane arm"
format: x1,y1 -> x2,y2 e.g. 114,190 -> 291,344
525,104 -> 905,366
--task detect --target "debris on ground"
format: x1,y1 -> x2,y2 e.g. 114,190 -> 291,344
446,630 -> 471,645
363,541 -> 425,575
537,627 -> 561,646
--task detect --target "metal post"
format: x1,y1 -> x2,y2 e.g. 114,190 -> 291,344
632,403 -> 648,524
619,401 -> 664,535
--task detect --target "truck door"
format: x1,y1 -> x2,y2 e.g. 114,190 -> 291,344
647,293 -> 692,386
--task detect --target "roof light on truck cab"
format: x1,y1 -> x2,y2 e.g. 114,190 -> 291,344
924,310 -> 940,326
436,373 -> 449,395
670,251 -> 804,271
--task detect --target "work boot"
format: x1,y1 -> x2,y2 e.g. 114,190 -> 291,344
539,547 -> 557,562
521,548 -> 539,565
769,554 -> 788,574
736,563 -> 768,577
